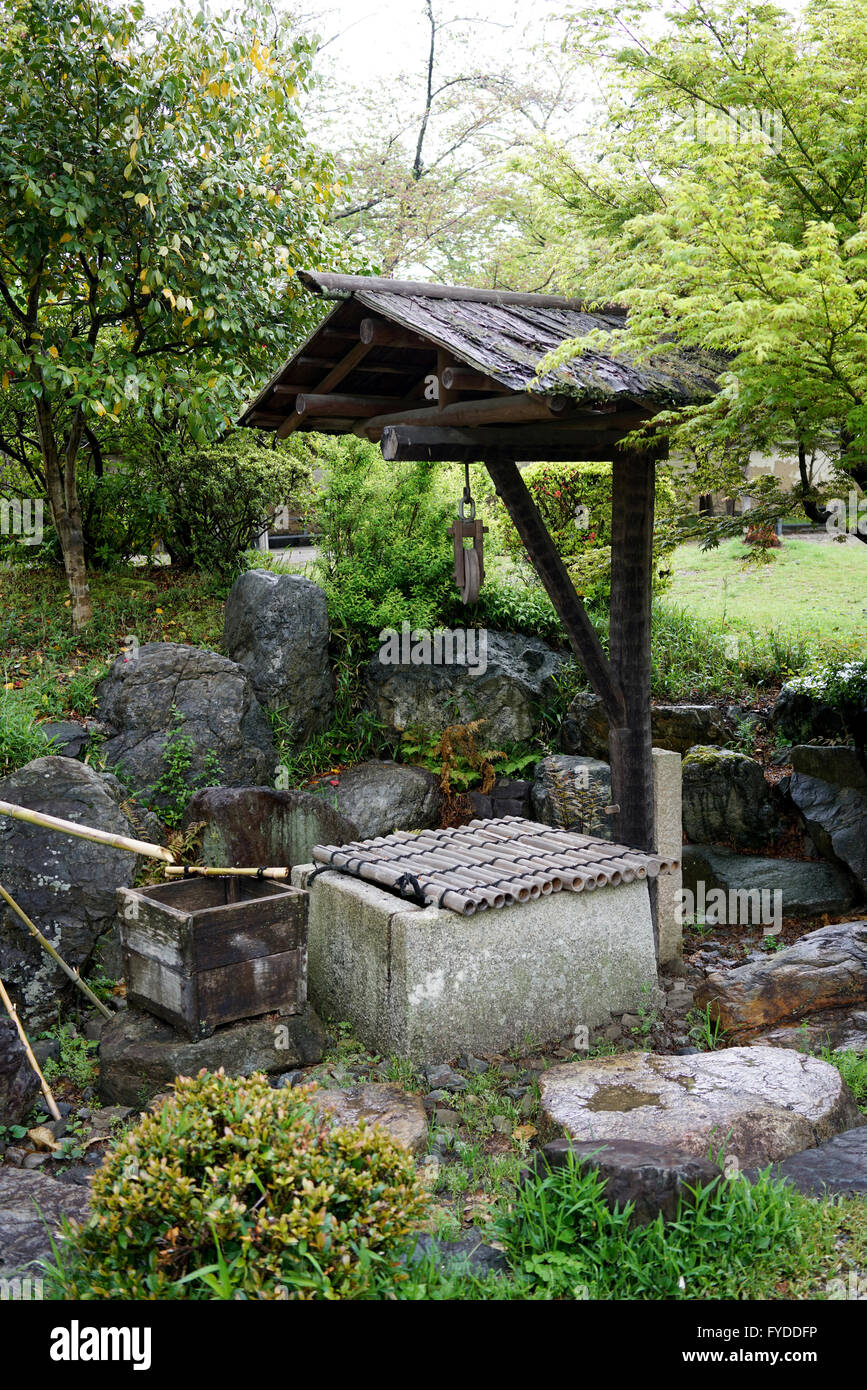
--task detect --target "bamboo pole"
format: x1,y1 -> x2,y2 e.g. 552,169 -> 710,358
0,800 -> 176,863
0,882 -> 113,1020
163,866 -> 290,879
0,972 -> 61,1121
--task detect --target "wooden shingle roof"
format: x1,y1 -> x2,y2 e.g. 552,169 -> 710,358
239,271 -> 720,442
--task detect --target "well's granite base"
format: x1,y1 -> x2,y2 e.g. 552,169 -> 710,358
293,865 -> 660,1063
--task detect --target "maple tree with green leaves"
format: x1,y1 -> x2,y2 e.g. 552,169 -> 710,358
525,0 -> 867,545
0,0 -> 340,628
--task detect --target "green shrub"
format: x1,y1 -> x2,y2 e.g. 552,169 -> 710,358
311,435 -> 458,640
43,1025 -> 99,1089
140,431 -> 310,579
820,1047 -> 867,1111
142,706 -> 223,828
76,463 -> 168,570
51,1070 -> 430,1300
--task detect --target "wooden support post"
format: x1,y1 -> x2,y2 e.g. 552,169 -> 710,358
483,457 -> 624,726
608,449 -> 657,855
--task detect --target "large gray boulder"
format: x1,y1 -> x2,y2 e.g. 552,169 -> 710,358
681,844 -> 856,919
561,694 -> 728,760
96,642 -> 275,804
789,745 -> 867,895
0,1020 -> 40,1126
223,569 -> 334,742
308,760 -> 441,840
681,745 -> 780,847
696,920 -> 867,1036
531,755 -> 613,837
365,630 -> 567,744
771,681 -> 852,745
186,786 -> 357,868
0,758 -> 141,1026
539,1047 -> 862,1167
99,1004 -> 326,1106
0,1169 -> 91,1280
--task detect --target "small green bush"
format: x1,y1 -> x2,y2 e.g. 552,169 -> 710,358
52,1070 -> 430,1300
310,435 -> 458,639
144,706 -> 223,827
140,431 -> 310,579
496,461 -> 677,605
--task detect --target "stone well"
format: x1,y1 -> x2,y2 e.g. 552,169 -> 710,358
292,863 -> 661,1063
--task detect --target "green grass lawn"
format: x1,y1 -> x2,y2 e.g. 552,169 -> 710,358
669,538 -> 867,651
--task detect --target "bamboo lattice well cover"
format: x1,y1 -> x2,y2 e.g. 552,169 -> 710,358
311,816 -> 679,917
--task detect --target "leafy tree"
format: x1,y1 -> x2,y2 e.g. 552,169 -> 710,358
0,0 -> 341,628
524,0 -> 867,542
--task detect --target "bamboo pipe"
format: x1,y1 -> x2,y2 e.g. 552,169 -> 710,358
468,824 -> 652,880
365,851 -> 511,909
479,818 -> 675,873
344,836 -> 579,898
325,839 -> 517,905
0,800 -> 176,863
311,847 -> 481,915
365,840 -> 540,900
0,882 -> 112,1020
370,837 -> 554,898
408,834 -> 555,896
0,972 -> 61,1121
354,831 -> 591,895
465,828 -> 610,886
163,866 -> 290,879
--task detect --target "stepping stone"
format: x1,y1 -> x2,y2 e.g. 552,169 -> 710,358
745,1126 -> 867,1197
410,1230 -> 508,1275
696,921 -> 867,1036
312,1083 -> 428,1155
527,1138 -> 722,1225
539,1047 -> 862,1167
0,1169 -> 91,1280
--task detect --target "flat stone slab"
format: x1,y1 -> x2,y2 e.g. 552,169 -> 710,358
745,1126 -> 867,1197
681,845 -> 856,918
99,1004 -> 326,1106
410,1230 -> 508,1275
0,1169 -> 91,1279
696,921 -> 867,1036
528,1138 -> 722,1225
312,1083 -> 428,1155
539,1047 -> 863,1167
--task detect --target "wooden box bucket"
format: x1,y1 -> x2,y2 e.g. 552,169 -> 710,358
116,877 -> 308,1040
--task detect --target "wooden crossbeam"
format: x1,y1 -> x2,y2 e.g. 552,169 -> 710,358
359,317 -> 430,349
277,340 -> 374,438
379,424 -> 631,461
440,366 -> 510,393
363,391 -> 570,435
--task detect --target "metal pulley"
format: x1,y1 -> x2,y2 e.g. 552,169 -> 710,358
447,463 -> 487,604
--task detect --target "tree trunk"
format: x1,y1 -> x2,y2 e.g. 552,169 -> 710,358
35,401 -> 93,630
608,448 -> 656,854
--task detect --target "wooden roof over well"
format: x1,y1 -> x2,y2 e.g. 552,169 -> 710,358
239,271 -> 719,460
